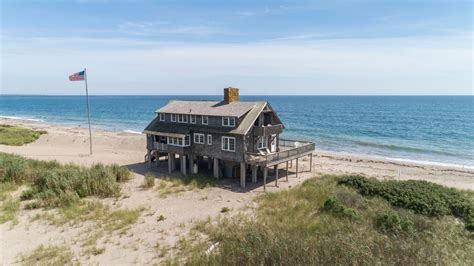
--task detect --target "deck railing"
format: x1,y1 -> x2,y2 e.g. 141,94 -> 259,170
154,142 -> 168,151
245,138 -> 315,166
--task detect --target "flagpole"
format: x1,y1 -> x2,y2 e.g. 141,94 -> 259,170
84,68 -> 93,155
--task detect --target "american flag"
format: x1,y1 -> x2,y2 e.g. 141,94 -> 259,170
69,70 -> 85,81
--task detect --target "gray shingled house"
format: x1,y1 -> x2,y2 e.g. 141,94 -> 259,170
143,88 -> 315,189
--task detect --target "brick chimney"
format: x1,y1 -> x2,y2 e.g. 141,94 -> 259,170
224,87 -> 240,104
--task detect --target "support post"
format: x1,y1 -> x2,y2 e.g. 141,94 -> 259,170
252,165 -> 257,183
168,153 -> 172,174
156,151 -> 159,166
296,158 -> 299,178
181,155 -> 187,175
189,155 -> 194,175
147,150 -> 151,168
309,154 -> 313,172
263,167 -> 268,191
208,157 -> 212,170
240,163 -> 246,188
213,158 -> 219,179
286,161 -> 289,181
274,164 -> 278,187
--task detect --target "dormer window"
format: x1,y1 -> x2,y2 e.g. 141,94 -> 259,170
190,115 -> 196,124
171,114 -> 176,122
202,116 -> 208,125
222,116 -> 235,127
159,113 -> 165,121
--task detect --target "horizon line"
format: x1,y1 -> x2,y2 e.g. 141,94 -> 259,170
2,94 -> 473,97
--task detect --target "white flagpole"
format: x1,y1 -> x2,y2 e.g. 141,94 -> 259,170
84,68 -> 93,155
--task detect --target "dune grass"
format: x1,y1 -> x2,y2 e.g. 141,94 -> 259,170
156,174 -> 218,197
19,244 -> 74,266
172,175 -> 474,265
33,200 -> 144,232
0,152 -> 131,208
0,198 -> 20,224
142,173 -> 155,188
0,124 -> 47,146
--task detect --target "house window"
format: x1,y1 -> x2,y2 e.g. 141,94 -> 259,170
257,136 -> 267,149
190,115 -> 196,124
178,114 -> 188,123
222,136 -> 236,152
171,114 -> 176,122
202,116 -> 208,125
159,113 -> 165,121
222,116 -> 236,127
207,134 -> 212,145
167,135 -> 190,147
194,133 -> 205,144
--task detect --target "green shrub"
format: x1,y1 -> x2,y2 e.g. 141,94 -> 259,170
221,207 -> 231,213
374,210 -> 415,235
323,196 -> 359,220
339,176 -> 474,231
143,174 -> 155,188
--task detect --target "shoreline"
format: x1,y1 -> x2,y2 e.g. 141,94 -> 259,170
0,117 -> 473,190
1,116 -> 472,171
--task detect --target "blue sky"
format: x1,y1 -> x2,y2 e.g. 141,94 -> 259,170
1,0 -> 472,95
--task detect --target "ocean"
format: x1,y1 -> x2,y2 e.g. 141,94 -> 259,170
1,95 -> 473,168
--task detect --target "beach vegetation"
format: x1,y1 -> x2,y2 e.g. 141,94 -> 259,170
0,198 -> 20,225
0,124 -> 47,146
170,175 -> 473,265
156,174 -> 218,197
0,153 -> 130,208
19,244 -> 74,266
338,175 -> 474,231
143,173 -> 155,188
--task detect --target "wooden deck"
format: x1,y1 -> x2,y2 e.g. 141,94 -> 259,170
245,138 -> 315,167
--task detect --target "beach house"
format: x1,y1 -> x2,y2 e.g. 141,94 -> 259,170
143,88 -> 315,188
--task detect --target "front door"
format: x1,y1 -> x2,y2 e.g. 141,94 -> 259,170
270,134 -> 277,152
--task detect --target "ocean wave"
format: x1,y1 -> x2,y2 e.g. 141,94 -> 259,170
123,129 -> 143,135
350,139 -> 464,158
0,115 -> 44,122
387,157 -> 474,170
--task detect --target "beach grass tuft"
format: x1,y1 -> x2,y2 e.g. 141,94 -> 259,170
171,175 -> 474,265
156,174 -> 218,197
142,173 -> 156,188
0,124 -> 47,146
0,152 -> 130,208
19,244 -> 74,265
0,197 -> 20,225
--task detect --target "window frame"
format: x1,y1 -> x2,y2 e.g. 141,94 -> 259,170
202,116 -> 208,125
177,114 -> 188,123
159,113 -> 165,121
171,114 -> 176,122
222,116 -> 236,127
221,136 -> 236,152
190,115 -> 196,124
194,133 -> 205,144
257,136 -> 267,150
207,134 -> 212,145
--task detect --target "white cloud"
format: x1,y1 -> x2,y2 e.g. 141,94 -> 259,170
1,32 -> 472,95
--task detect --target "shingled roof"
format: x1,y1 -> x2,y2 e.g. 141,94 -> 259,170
145,101 -> 267,135
156,100 -> 264,117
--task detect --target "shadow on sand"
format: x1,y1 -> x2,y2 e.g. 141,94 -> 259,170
124,159 -> 300,193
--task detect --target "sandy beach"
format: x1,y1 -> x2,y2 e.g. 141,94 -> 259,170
1,118 -> 473,264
